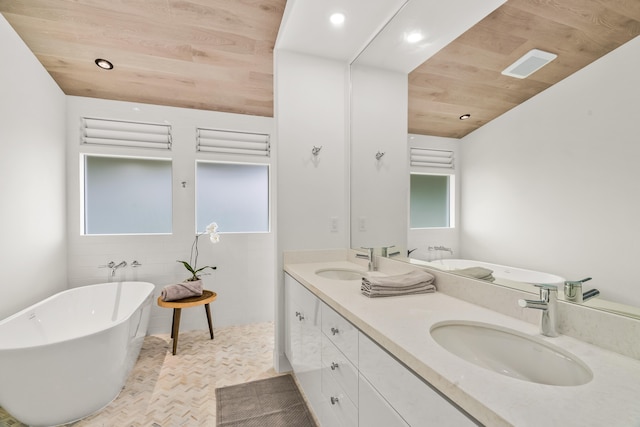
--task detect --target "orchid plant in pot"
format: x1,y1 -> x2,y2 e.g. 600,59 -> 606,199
177,222 -> 220,291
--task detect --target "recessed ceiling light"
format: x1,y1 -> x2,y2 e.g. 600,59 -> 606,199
405,31 -> 424,44
459,114 -> 471,120
330,13 -> 345,26
95,58 -> 114,70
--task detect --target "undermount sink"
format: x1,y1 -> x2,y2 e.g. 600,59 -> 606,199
430,321 -> 593,386
315,268 -> 364,281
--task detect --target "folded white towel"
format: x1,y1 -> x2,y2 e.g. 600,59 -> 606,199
362,283 -> 436,298
161,281 -> 203,301
452,266 -> 495,282
363,270 -> 435,288
361,270 -> 436,298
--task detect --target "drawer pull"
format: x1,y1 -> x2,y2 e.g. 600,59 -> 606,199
331,327 -> 340,335
330,362 -> 339,370
330,396 -> 339,405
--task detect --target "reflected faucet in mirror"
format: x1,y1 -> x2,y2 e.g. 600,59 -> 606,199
382,245 -> 401,257
564,277 -> 599,303
428,245 -> 453,260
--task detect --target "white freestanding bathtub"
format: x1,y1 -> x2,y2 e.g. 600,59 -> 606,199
0,281 -> 154,426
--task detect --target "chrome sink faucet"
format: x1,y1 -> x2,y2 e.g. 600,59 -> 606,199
356,247 -> 377,271
518,284 -> 558,337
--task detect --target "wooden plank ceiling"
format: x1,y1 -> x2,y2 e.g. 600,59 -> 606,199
409,0 -> 640,138
0,0 -> 286,117
1,0 -> 639,137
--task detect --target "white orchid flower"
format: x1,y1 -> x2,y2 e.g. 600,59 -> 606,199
177,221 -> 220,281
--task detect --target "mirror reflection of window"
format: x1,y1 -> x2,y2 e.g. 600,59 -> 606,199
409,174 -> 453,228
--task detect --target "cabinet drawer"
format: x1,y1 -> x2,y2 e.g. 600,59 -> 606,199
359,374 -> 409,427
321,366 -> 358,427
321,302 -> 358,366
359,333 -> 476,426
322,334 -> 358,406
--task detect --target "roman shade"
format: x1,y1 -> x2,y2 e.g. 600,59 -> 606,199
81,117 -> 172,150
410,147 -> 454,169
196,128 -> 270,157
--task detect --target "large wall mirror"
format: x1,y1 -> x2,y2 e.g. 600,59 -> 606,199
350,0 -> 640,320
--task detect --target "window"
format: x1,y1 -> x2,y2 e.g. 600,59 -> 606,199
83,155 -> 172,235
410,174 -> 453,228
196,162 -> 269,233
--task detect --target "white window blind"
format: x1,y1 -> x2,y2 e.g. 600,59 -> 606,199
197,128 -> 270,157
82,117 -> 172,150
410,147 -> 454,169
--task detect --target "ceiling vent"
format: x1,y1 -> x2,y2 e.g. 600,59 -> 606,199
501,49 -> 557,79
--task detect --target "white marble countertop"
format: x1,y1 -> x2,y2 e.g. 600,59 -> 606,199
284,260 -> 640,427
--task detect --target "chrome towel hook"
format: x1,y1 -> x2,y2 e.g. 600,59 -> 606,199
312,146 -> 322,156
375,151 -> 385,160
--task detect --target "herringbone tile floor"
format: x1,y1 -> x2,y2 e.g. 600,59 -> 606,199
0,322 -> 278,427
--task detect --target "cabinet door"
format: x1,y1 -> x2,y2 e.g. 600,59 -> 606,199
321,302 -> 359,365
284,274 -> 326,424
284,274 -> 293,363
284,274 -> 301,371
321,366 -> 358,427
359,374 -> 409,427
359,333 -> 477,426
285,275 -> 321,386
322,334 -> 359,406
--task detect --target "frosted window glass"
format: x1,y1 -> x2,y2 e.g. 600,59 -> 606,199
84,156 -> 172,234
410,174 -> 450,228
197,162 -> 269,233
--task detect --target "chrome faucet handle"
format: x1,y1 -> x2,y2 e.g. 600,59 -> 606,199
534,282 -> 557,290
534,283 -> 558,302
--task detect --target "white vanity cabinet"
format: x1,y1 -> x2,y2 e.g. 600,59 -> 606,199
285,273 -> 476,426
359,333 -> 476,426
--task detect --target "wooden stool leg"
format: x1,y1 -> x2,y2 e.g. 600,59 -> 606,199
170,309 -> 175,338
172,307 -> 182,355
205,303 -> 214,340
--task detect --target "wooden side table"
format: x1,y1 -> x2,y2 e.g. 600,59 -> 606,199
157,290 -> 217,355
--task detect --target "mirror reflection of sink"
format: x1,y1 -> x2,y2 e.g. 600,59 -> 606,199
430,321 -> 593,386
315,268 -> 364,281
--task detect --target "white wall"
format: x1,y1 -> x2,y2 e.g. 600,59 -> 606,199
0,15 -> 67,319
275,50 -> 349,369
66,96 -> 275,334
461,36 -> 640,307
350,64 -> 408,254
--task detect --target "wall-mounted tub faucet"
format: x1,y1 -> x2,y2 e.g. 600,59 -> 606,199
112,261 -> 127,276
100,261 -> 128,279
564,277 -> 599,303
518,284 -> 559,337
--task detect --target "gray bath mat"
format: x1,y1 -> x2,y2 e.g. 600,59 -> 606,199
215,374 -> 317,427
